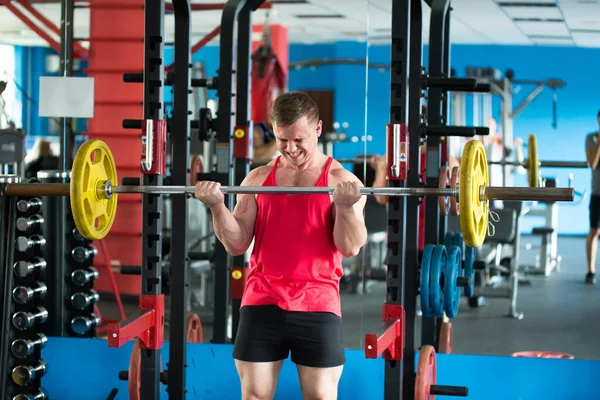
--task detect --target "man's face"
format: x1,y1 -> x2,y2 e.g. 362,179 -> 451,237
274,115 -> 322,164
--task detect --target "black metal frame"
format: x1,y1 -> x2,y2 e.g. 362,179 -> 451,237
384,1 -> 424,398
168,0 -> 192,397
421,0 -> 451,348
231,2 -> 253,341
140,1 -> 165,398
212,0 -> 264,344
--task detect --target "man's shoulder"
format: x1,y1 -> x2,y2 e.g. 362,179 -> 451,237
329,159 -> 361,184
244,164 -> 272,185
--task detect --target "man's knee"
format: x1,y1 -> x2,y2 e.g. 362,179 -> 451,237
589,228 -> 600,238
236,360 -> 282,400
240,382 -> 275,400
298,365 -> 343,400
301,385 -> 338,400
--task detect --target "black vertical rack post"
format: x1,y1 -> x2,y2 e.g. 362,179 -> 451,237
230,1 -> 254,342
212,0 -> 263,343
140,0 -> 165,397
421,0 -> 451,348
59,0 -> 74,170
169,0 -> 192,397
382,1 -> 424,399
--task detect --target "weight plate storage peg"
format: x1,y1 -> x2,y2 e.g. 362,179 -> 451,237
444,246 -> 462,319
429,245 -> 446,318
420,244 -> 435,317
415,345 -> 469,399
438,322 -> 452,354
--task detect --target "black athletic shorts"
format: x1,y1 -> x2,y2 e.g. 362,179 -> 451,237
232,305 -> 346,368
590,195 -> 600,229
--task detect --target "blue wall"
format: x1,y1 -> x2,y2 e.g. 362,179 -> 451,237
14,41 -> 598,234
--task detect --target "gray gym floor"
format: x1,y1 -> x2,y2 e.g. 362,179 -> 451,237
98,236 -> 600,360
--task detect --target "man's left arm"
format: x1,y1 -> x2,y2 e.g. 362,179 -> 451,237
332,176 -> 368,258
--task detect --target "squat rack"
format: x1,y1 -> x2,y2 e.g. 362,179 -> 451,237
368,0 -> 492,398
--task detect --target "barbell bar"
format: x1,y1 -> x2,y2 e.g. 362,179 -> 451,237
490,134 -> 588,187
0,138 -> 575,248
5,182 -> 573,202
490,160 -> 588,169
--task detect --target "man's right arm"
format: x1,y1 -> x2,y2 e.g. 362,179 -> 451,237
586,133 -> 600,170
209,192 -> 257,256
196,169 -> 262,256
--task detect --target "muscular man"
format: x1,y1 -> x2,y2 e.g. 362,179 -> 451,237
584,109 -> 600,285
195,91 -> 368,400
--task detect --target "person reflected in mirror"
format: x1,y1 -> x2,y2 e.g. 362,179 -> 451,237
194,91 -> 367,400
583,109 -> 600,285
252,121 -> 280,167
24,138 -> 58,179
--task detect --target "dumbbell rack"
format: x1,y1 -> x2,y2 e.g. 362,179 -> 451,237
0,176 -> 49,400
36,171 -> 100,338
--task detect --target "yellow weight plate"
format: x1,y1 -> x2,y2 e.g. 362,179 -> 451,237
528,134 -> 539,188
459,140 -> 489,248
70,139 -> 118,240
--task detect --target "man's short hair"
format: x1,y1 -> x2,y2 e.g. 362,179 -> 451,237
270,92 -> 319,127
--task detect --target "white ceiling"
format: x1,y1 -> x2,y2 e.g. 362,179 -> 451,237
0,0 -> 598,49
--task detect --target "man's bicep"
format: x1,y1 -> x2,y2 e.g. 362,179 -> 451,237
232,194 -> 258,233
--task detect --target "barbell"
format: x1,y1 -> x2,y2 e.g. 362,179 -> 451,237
489,134 -> 589,187
2,139 -> 573,248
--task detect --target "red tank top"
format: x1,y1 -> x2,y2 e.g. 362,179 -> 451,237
241,156 -> 344,317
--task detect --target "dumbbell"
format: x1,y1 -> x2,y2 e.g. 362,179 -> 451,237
71,267 -> 99,286
12,360 -> 47,386
16,235 -> 46,253
12,307 -> 48,331
71,289 -> 100,310
16,214 -> 44,234
11,333 -> 48,359
12,388 -> 48,400
13,282 -> 47,304
71,227 -> 87,243
16,198 -> 42,214
13,258 -> 47,278
71,313 -> 101,335
71,245 -> 98,263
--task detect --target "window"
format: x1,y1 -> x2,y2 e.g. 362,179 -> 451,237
0,44 -> 21,129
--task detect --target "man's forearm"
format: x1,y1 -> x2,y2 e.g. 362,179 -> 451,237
372,168 -> 389,205
210,203 -> 251,255
333,206 -> 367,258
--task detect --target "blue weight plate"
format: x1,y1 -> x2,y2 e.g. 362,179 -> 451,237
453,232 -> 464,256
420,244 -> 435,317
444,231 -> 455,250
464,245 -> 476,297
429,245 -> 446,318
444,245 -> 462,319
